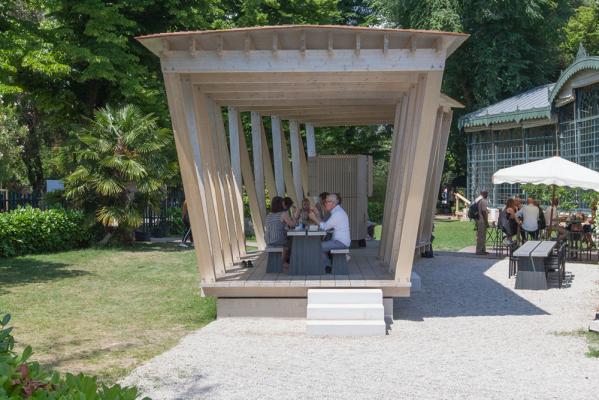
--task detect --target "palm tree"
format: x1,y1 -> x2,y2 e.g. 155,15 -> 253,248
64,105 -> 175,243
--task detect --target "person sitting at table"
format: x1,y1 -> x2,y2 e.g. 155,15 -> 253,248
499,198 -> 518,244
308,193 -> 350,274
315,191 -> 330,222
516,197 -> 539,241
265,196 -> 296,268
296,198 -> 312,227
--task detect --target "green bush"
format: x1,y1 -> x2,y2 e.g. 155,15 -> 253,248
0,207 -> 92,257
0,312 -> 149,399
368,201 -> 384,224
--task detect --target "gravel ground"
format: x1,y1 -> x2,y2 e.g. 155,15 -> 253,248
123,254 -> 599,400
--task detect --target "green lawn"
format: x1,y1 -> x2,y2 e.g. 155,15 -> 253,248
374,219 -> 475,251
0,243 -> 216,382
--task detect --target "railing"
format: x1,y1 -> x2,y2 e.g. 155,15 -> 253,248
0,191 -> 46,212
454,192 -> 471,219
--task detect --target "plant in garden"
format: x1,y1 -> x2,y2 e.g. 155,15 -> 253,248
0,312 -> 148,399
63,105 -> 175,244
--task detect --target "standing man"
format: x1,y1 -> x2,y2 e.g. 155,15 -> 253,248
476,190 -> 489,255
309,193 -> 350,273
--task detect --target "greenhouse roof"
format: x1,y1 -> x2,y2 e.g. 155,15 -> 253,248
458,83 -> 554,130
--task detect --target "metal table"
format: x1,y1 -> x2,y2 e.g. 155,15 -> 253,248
288,229 -> 326,275
514,240 -> 556,290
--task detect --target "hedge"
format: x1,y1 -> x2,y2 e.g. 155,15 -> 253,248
0,207 -> 92,257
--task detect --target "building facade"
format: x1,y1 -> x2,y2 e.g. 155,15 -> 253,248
460,46 -> 599,207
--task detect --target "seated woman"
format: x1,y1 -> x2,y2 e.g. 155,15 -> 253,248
265,196 -> 296,269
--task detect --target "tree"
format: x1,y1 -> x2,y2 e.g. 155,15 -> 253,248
562,2 -> 599,62
63,105 -> 175,244
0,102 -> 27,189
371,0 -> 577,189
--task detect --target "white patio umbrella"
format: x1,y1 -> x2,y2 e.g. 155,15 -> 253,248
492,156 -> 599,237
492,156 -> 599,191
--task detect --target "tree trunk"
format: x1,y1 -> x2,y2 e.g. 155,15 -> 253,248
21,104 -> 45,197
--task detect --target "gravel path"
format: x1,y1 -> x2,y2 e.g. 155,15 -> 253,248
123,254 -> 599,400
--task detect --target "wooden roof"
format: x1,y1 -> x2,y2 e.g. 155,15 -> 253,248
137,25 -> 467,126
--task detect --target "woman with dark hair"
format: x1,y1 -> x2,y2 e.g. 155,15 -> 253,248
316,191 -> 330,221
265,196 -> 296,267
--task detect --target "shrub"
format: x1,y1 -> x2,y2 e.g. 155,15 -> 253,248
0,312 -> 149,399
368,201 -> 384,224
0,207 -> 92,257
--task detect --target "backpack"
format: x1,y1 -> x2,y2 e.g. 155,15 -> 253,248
498,209 -> 512,235
538,208 -> 546,230
468,200 -> 480,220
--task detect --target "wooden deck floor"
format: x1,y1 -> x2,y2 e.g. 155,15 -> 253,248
202,241 -> 410,298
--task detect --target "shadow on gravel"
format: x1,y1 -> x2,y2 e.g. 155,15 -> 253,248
394,252 -> 549,321
173,374 -> 218,400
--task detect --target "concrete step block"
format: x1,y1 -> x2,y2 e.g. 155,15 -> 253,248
306,320 -> 386,336
307,289 -> 382,305
307,304 -> 384,320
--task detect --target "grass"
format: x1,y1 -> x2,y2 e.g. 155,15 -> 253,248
373,219 -> 475,251
0,243 -> 216,382
552,329 -> 599,357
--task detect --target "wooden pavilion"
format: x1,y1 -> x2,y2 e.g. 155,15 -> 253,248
137,25 -> 467,317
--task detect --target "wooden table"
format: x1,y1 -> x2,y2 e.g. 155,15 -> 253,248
288,229 -> 326,275
514,240 -> 556,290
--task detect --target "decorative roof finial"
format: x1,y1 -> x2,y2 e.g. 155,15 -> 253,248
576,42 -> 587,60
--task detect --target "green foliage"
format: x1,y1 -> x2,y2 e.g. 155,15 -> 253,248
0,207 -> 91,257
561,2 -> 599,62
63,105 -> 175,244
0,102 -> 27,188
0,312 -> 149,399
368,201 -> 384,223
521,184 -> 599,210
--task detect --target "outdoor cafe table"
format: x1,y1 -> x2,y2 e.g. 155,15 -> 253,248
513,240 -> 557,290
288,229 -> 326,275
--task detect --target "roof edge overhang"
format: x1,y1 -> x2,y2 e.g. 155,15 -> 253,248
549,56 -> 599,104
136,24 -> 469,60
458,107 -> 552,130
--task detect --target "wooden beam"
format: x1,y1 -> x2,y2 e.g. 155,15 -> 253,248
383,34 -> 389,54
392,71 -> 444,284
227,107 -> 243,189
305,123 -> 316,157
217,98 -> 402,107
239,112 -> 266,249
189,85 -> 229,273
210,90 -> 407,102
355,33 -> 361,56
189,71 -> 418,84
197,81 -> 411,93
280,125 -> 299,204
162,74 -> 215,284
289,120 -> 304,201
259,117 -> 277,199
297,125 -> 309,196
217,105 -> 246,258
272,32 -> 278,54
271,116 -> 285,196
251,111 -> 267,220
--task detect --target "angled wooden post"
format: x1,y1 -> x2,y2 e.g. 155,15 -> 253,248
162,74 -> 215,284
422,109 -> 453,242
227,106 -> 243,190
306,123 -> 316,157
251,111 -> 266,220
280,125 -> 299,204
188,85 -> 229,273
289,120 -> 304,201
211,101 -> 244,261
271,116 -> 285,196
241,112 -> 266,249
392,71 -> 445,284
259,119 -> 277,199
298,126 -> 309,196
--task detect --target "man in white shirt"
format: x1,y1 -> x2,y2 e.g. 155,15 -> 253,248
517,197 -> 539,240
309,193 -> 350,273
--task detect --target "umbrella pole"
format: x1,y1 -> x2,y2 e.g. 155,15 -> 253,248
548,184 -> 556,239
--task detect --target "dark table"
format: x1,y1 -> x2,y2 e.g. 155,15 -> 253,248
288,229 -> 326,275
514,240 -> 556,290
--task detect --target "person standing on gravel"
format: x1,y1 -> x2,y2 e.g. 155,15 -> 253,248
475,190 -> 489,255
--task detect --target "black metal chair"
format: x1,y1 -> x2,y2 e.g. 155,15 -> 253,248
508,241 -> 519,279
545,242 -> 567,288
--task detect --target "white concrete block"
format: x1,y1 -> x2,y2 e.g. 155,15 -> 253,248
307,304 -> 384,320
307,320 -> 386,336
308,289 -> 382,305
589,320 -> 599,333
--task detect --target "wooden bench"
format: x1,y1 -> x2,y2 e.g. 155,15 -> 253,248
330,248 -> 350,275
265,247 -> 284,273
